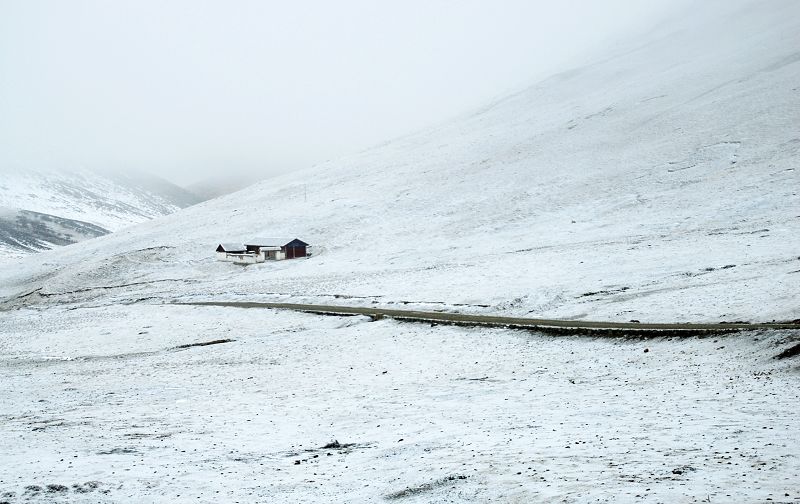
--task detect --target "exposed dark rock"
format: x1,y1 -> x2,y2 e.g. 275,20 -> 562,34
774,342 -> 800,360
174,339 -> 235,349
385,475 -> 468,500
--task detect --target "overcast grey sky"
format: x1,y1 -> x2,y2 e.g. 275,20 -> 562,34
0,1 -> 689,185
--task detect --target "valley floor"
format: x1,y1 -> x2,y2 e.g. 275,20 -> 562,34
0,303 -> 798,503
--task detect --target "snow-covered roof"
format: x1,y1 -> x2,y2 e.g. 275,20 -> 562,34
245,237 -> 300,247
217,242 -> 245,252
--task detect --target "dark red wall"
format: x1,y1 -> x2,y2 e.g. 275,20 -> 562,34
285,246 -> 307,259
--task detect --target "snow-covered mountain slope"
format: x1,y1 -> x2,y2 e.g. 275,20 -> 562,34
1,0 -> 798,322
0,208 -> 108,257
0,169 -> 201,257
185,173 -> 265,200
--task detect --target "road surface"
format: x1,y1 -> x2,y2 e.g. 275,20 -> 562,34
176,301 -> 800,336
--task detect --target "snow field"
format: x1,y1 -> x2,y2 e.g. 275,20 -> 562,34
1,304 -> 798,502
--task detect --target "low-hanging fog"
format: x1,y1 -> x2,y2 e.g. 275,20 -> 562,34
0,0 -> 693,186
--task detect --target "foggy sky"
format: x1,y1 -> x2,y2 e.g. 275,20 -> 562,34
0,1 -> 689,186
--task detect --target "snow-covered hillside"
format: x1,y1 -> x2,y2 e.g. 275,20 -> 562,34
2,3 -> 800,502
1,303 -> 797,502
0,209 -> 108,255
0,169 -> 200,258
1,0 -> 799,322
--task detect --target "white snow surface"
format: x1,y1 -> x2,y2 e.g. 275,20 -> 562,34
1,3 -> 800,502
0,0 -> 798,325
0,304 -> 798,502
0,168 -> 200,259
0,169 -> 189,232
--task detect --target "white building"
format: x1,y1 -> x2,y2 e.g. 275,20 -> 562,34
215,238 -> 310,265
215,243 -> 246,262
244,238 -> 309,261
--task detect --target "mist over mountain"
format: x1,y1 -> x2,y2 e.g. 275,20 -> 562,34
184,173 -> 265,200
2,0 -> 797,323
0,169 -> 201,258
1,1 -> 799,502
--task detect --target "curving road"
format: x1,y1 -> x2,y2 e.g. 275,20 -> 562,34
176,301 -> 800,336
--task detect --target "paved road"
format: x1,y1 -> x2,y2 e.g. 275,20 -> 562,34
177,301 -> 800,336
